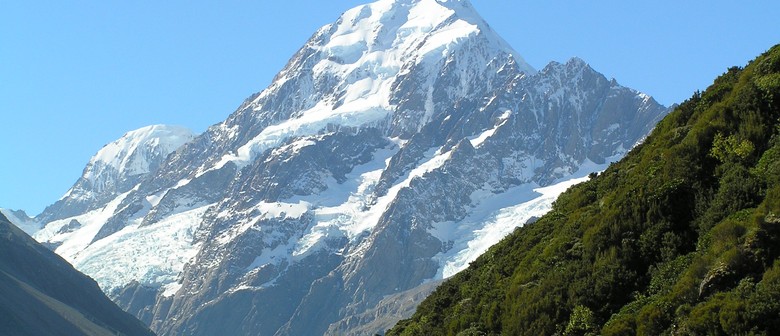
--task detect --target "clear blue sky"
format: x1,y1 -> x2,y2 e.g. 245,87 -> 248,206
2,1 -> 778,215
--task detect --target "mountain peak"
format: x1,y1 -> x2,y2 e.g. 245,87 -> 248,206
36,124 -> 195,222
566,56 -> 588,67
539,57 -> 594,76
321,0 -> 534,74
224,0 -> 536,170
0,208 -> 40,235
89,124 -> 194,178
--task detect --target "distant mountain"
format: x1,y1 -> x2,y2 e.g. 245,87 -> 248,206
0,208 -> 40,236
0,212 -> 155,336
24,0 -> 669,335
37,125 -> 194,225
389,45 -> 780,335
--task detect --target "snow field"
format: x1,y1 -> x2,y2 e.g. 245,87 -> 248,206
72,204 -> 213,294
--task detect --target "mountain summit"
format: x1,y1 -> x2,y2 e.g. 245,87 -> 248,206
199,0 -> 536,174
23,1 -> 669,335
37,125 -> 194,224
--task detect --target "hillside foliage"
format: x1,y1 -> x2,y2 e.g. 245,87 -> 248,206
388,44 -> 780,335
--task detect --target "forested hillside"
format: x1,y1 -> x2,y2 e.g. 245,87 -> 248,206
389,44 -> 780,335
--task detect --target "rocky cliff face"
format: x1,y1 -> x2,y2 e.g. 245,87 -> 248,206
26,0 -> 669,335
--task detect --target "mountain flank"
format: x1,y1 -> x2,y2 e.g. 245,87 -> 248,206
0,212 -> 154,336
389,44 -> 780,335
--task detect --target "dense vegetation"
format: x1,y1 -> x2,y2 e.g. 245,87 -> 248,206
388,44 -> 780,335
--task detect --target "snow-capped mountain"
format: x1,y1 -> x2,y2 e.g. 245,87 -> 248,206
30,124 -> 195,288
24,0 -> 669,335
36,125 -> 194,225
0,208 -> 40,236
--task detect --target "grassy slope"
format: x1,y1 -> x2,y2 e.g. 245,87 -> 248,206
389,44 -> 780,335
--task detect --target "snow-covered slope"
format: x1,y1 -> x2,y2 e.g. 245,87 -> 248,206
29,0 -> 670,335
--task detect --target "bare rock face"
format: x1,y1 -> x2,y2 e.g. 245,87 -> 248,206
325,280 -> 443,336
28,1 -> 669,335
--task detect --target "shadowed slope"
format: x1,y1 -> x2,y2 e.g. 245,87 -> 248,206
0,213 -> 154,336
